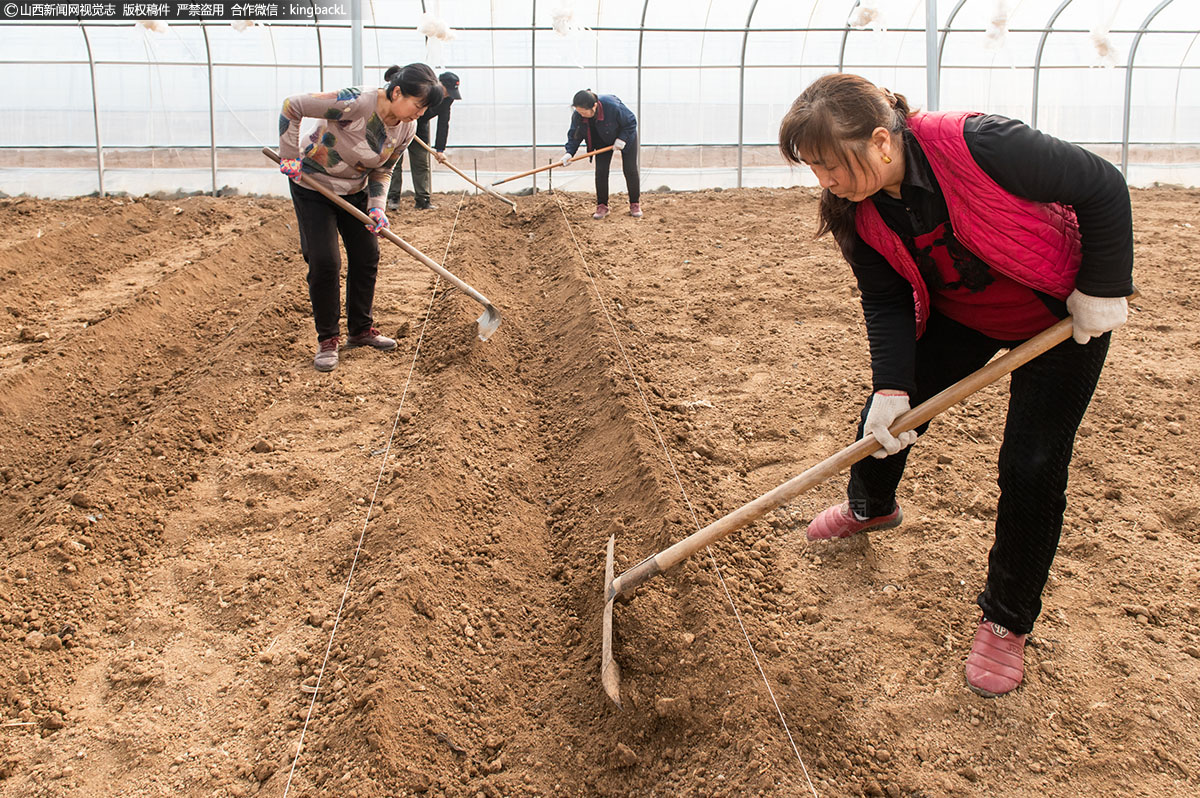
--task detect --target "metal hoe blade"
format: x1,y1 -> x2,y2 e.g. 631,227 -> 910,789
601,535 -> 621,707
476,305 -> 502,342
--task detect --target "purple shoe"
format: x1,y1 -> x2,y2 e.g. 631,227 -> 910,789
806,502 -> 902,541
592,204 -> 609,220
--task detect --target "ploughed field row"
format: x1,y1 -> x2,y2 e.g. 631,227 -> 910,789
0,194 -> 365,796
280,194 -> 814,797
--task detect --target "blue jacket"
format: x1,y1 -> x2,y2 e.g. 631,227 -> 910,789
565,94 -> 637,155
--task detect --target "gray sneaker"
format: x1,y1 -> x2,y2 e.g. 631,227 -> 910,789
314,336 -> 340,372
346,327 -> 397,351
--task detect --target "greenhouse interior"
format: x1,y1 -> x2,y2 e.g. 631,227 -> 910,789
1,0 -> 1198,196
1,3 -> 1199,798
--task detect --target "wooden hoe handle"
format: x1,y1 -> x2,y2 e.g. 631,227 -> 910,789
609,291 -> 1140,601
491,145 -> 616,185
262,147 -> 496,314
410,136 -> 517,212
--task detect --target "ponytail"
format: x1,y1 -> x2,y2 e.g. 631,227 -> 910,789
881,87 -> 912,125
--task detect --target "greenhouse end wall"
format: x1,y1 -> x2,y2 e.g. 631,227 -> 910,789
1,1 -> 1197,197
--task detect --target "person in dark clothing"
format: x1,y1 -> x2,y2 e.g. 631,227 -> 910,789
561,90 -> 641,220
388,71 -> 461,211
779,73 -> 1133,698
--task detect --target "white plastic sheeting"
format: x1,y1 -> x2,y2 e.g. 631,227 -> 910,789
0,0 -> 1196,197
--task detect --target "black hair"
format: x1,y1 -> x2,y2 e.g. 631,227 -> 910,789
572,89 -> 598,109
383,63 -> 444,107
779,73 -> 914,248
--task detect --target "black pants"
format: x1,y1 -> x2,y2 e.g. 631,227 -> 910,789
289,182 -> 380,342
845,313 -> 1110,634
593,137 -> 640,206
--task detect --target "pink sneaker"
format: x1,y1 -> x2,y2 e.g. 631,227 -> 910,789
805,502 -> 902,541
629,202 -> 643,218
592,204 -> 609,220
965,618 -> 1027,698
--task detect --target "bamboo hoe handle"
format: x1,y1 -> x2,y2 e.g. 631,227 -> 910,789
491,145 -> 616,185
609,292 -> 1138,601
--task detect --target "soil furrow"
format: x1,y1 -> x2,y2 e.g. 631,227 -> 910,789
1,190 -> 1197,798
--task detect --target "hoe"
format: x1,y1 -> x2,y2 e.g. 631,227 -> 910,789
263,148 -> 502,341
410,136 -> 517,213
492,145 -> 616,186
602,302 -> 1135,706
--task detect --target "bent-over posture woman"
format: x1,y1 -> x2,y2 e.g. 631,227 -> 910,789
780,73 -> 1133,697
279,63 -> 443,371
561,90 -> 641,220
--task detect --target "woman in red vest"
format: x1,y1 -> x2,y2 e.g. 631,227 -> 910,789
779,73 -> 1133,697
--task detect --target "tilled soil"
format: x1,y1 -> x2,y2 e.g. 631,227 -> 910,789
0,187 -> 1197,798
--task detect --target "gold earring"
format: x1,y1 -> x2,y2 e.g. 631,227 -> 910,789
881,155 -> 892,164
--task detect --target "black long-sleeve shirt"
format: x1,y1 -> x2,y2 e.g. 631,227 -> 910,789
841,114 -> 1135,393
417,96 -> 455,152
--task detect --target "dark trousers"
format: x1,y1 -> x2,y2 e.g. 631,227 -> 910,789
845,313 -> 1110,634
593,137 -> 640,206
289,182 -> 380,341
387,119 -> 431,205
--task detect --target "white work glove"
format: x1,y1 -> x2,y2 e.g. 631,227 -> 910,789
560,153 -> 573,167
864,392 -> 918,459
614,138 -> 626,151
1066,288 -> 1128,344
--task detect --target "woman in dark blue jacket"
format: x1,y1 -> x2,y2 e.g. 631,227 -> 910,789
562,90 -> 641,219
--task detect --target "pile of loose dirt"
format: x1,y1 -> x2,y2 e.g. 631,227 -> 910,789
0,188 -> 1197,798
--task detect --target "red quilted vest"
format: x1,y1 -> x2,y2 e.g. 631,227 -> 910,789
854,111 -> 1081,337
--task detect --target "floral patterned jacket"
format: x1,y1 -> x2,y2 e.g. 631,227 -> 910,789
279,87 -> 415,210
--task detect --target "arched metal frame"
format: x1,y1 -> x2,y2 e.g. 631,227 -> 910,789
937,0 -> 970,85
7,6 -> 1198,197
531,0 -> 538,186
72,18 -> 329,196
201,25 -> 217,193
935,0 -> 1184,178
315,16 -> 325,91
79,24 -> 104,196
1030,0 -> 1075,130
1123,0 -> 1178,176
940,0 -> 1074,130
925,0 -> 939,111
636,0 -> 651,152
352,0 -> 363,85
839,1 -> 941,110
736,0 -> 762,188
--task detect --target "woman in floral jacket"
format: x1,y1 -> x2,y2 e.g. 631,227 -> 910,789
278,63 -> 443,371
